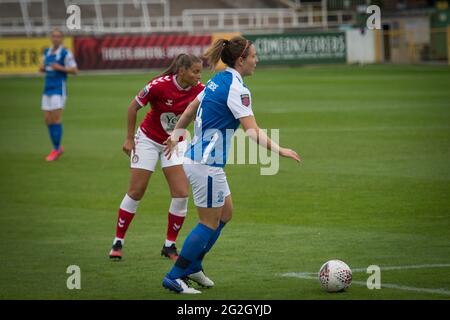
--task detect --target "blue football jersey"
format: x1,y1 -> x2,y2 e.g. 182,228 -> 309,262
43,46 -> 77,96
186,67 -> 254,167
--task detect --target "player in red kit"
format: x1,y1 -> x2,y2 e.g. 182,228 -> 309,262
109,54 -> 204,261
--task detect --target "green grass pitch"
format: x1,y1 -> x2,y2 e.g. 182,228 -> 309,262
0,65 -> 449,300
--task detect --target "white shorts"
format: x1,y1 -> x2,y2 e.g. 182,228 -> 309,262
183,157 -> 231,208
41,94 -> 66,111
130,127 -> 187,172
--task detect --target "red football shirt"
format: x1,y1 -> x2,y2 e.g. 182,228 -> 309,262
135,74 -> 204,144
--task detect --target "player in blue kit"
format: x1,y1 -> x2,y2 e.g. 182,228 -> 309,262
39,28 -> 78,161
161,36 -> 301,294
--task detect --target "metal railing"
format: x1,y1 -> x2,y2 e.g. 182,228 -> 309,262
181,8 -> 355,34
0,0 -> 357,35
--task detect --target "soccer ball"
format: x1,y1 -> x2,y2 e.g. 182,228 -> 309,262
318,260 -> 352,292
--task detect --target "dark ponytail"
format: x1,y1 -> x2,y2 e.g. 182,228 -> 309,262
203,36 -> 252,69
158,53 -> 202,77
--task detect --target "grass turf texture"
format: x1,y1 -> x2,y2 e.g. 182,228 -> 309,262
0,65 -> 449,299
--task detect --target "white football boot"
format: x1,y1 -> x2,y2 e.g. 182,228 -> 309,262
187,270 -> 215,288
162,277 -> 202,294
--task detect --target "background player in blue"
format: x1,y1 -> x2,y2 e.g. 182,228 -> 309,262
162,36 -> 301,294
39,28 -> 78,161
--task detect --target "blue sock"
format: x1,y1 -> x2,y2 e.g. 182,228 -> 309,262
189,221 -> 226,274
47,124 -> 56,149
167,223 -> 215,280
48,124 -> 63,150
53,123 -> 62,150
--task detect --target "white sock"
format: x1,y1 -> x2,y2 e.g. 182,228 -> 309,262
169,197 -> 188,216
113,237 -> 124,245
165,240 -> 175,247
120,194 -> 140,213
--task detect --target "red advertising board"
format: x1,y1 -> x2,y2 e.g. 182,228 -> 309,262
74,34 -> 212,70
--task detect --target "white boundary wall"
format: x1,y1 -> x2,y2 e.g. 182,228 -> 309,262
346,29 -> 377,64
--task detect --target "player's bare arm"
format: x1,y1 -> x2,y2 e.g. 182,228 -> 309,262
123,99 -> 142,157
163,97 -> 200,159
173,97 -> 201,134
239,115 -> 301,163
51,62 -> 78,74
38,53 -> 45,72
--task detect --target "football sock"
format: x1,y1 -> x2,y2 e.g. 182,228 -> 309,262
189,220 -> 226,273
115,194 -> 139,239
48,123 -> 63,150
166,197 -> 188,245
166,223 -> 214,280
113,237 -> 124,245
165,240 -> 175,247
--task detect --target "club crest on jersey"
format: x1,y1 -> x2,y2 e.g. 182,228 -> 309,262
165,99 -> 173,106
241,94 -> 250,107
217,191 -> 224,203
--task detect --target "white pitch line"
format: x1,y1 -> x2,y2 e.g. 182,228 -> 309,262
282,263 -> 450,277
280,264 -> 450,296
351,263 -> 450,273
283,274 -> 450,296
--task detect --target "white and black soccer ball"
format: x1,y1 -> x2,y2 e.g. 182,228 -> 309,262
318,260 -> 352,292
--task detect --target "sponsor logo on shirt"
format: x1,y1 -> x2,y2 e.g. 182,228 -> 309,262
207,81 -> 219,92
160,112 -> 181,133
